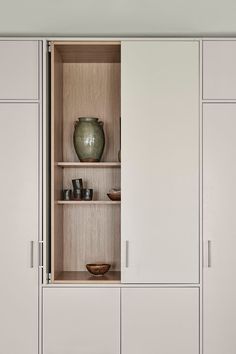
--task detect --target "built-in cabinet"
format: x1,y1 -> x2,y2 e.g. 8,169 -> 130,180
1,38 -> 236,354
0,41 -> 40,354
203,40 -> 236,354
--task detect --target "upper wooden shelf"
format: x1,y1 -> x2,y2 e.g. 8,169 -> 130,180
56,162 -> 121,168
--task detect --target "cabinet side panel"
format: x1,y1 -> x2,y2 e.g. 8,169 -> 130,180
51,45 -> 63,280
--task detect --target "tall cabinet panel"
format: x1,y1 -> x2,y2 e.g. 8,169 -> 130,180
121,41 -> 199,283
0,104 -> 39,354
203,104 -> 236,354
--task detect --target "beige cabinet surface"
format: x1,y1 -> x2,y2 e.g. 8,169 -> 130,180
0,41 -> 39,100
122,287 -> 199,354
121,41 -> 199,283
203,41 -> 236,99
0,103 -> 39,354
203,103 -> 236,354
43,287 -> 120,354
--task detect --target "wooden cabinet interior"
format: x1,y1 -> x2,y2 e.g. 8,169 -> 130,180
51,42 -> 121,283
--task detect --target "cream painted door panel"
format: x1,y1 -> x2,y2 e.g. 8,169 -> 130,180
121,41 -> 199,283
122,288 -> 199,354
203,104 -> 236,354
203,41 -> 236,99
43,288 -> 120,354
0,104 -> 39,354
0,41 -> 39,99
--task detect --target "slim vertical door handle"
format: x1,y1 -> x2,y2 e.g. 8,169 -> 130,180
207,240 -> 212,268
30,241 -> 34,268
125,241 -> 129,268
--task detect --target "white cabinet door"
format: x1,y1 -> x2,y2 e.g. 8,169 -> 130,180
122,288 -> 199,354
43,288 -> 120,354
203,104 -> 236,354
203,41 -> 236,99
0,104 -> 39,354
121,41 -> 199,283
0,41 -> 39,100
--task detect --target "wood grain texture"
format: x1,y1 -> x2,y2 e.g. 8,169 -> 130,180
51,45 -> 121,282
63,166 -> 121,200
57,162 -> 121,167
51,45 -> 64,280
54,271 -> 121,283
63,62 -> 121,162
63,205 -> 121,272
57,201 -> 121,205
54,42 -> 121,63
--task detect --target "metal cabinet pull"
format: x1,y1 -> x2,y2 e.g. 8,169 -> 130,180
39,240 -> 44,268
125,240 -> 129,268
30,241 -> 34,268
207,240 -> 212,268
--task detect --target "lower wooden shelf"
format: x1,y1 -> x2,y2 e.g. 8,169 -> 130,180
54,271 -> 121,284
57,200 -> 121,205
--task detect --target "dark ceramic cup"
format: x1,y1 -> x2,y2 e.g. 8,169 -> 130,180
72,178 -> 83,190
62,189 -> 73,201
82,188 -> 93,201
73,188 -> 83,200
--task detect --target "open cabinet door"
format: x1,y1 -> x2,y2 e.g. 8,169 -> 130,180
121,40 -> 200,283
0,104 -> 39,354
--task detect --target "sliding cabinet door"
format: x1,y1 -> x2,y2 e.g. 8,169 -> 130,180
203,104 -> 236,354
121,41 -> 199,283
0,104 -> 39,354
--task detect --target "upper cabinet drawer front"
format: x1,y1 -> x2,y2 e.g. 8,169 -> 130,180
203,41 -> 236,99
0,41 -> 39,100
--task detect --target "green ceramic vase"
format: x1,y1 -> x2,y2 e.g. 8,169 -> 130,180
73,117 -> 105,162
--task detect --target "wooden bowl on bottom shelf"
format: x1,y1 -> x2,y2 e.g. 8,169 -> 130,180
86,263 -> 111,276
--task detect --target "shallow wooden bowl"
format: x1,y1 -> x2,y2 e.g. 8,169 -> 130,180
107,192 -> 121,201
86,263 -> 111,276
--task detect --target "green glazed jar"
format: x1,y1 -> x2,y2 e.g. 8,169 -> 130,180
73,117 -> 105,162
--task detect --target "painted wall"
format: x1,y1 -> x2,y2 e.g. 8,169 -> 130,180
0,0 -> 235,36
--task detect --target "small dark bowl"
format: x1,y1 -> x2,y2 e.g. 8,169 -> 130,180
82,188 -> 93,201
107,192 -> 121,201
86,263 -> 111,276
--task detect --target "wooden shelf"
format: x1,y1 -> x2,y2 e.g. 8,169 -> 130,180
57,162 -> 121,168
57,200 -> 121,205
54,271 -> 121,284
